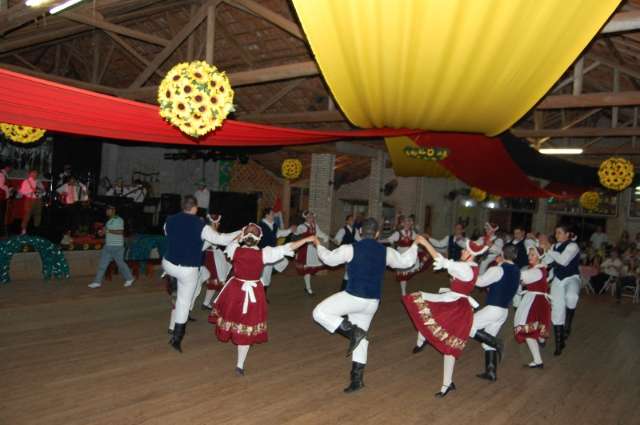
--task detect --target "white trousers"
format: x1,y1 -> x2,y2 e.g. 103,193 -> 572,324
163,259 -> 200,325
470,305 -> 508,351
550,275 -> 580,325
312,291 -> 379,364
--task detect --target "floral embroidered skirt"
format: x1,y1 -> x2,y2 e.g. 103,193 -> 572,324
402,292 -> 473,358
211,277 -> 268,345
514,293 -> 551,344
395,250 -> 431,282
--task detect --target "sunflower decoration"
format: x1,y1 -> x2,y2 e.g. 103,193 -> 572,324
579,191 -> 600,211
281,158 -> 303,180
158,61 -> 235,138
598,157 -> 635,191
403,146 -> 449,161
0,123 -> 46,144
470,187 -> 487,202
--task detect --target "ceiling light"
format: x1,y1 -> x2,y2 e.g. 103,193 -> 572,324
538,148 -> 583,155
49,0 -> 85,14
25,0 -> 50,6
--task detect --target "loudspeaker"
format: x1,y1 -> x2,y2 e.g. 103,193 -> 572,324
160,193 -> 181,215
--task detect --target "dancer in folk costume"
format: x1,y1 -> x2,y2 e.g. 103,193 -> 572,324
211,224 -> 314,375
163,196 -> 240,353
294,210 -> 329,296
333,214 -> 360,291
514,246 -> 551,368
383,216 -> 429,296
404,237 -> 502,398
312,218 -> 420,393
478,224 -> 504,274
201,214 -> 232,310
540,224 -> 581,356
258,207 -> 295,299
470,244 -> 520,382
428,223 -> 467,261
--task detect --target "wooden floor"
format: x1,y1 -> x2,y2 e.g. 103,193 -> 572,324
1,269 -> 639,425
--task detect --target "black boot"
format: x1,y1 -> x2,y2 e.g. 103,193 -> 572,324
473,330 -> 503,362
553,325 -> 565,356
476,350 -> 497,381
565,308 -> 575,338
340,279 -> 348,291
169,323 -> 186,353
343,362 -> 365,393
412,337 -> 429,354
335,319 -> 367,356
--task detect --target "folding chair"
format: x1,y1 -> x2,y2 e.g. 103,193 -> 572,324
579,265 -> 597,295
620,276 -> 640,304
599,275 -> 617,296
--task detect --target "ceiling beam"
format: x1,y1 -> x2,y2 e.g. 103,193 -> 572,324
537,91 -> 640,109
532,108 -> 602,147
216,16 -> 253,66
588,53 -> 640,81
239,110 -> 344,124
105,31 -> 165,79
551,60 -> 600,93
512,127 -> 640,138
224,0 -> 304,40
63,11 -> 170,47
602,10 -> 640,34
253,78 -> 306,114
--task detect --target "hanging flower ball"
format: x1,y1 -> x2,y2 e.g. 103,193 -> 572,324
470,187 -> 487,202
598,157 -> 635,191
579,191 -> 600,211
0,123 -> 46,144
281,159 -> 303,180
158,61 -> 235,138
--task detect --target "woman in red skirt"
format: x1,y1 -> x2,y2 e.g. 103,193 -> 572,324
514,246 -> 551,368
403,236 -> 499,398
211,223 -> 314,376
383,216 -> 430,296
202,215 -> 231,310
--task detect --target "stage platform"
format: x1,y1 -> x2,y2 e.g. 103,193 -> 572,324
1,269 -> 638,425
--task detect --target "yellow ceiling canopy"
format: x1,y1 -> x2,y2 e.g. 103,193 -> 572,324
293,0 -> 620,136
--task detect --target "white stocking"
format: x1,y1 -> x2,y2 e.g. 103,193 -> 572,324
526,338 -> 543,365
168,308 -> 176,331
203,289 -> 217,307
442,354 -> 455,390
416,332 -> 426,347
400,281 -> 407,296
237,344 -> 250,370
304,274 -> 312,292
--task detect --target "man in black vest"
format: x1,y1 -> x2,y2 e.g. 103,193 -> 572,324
162,195 -> 240,353
333,214 -> 360,290
470,245 -> 520,381
428,223 -> 467,261
258,207 -> 295,294
312,218 -> 421,393
506,226 -> 530,270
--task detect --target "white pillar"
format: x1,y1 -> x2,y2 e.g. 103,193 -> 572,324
367,151 -> 384,222
309,153 -> 336,233
414,177 -> 426,231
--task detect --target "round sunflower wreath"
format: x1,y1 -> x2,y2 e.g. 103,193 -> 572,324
281,158 -> 303,180
598,157 -> 635,191
158,61 -> 235,137
0,123 -> 46,144
579,191 -> 600,211
470,187 -> 487,202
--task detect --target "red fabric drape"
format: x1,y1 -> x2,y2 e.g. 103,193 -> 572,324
0,68 -> 419,146
412,133 -> 555,198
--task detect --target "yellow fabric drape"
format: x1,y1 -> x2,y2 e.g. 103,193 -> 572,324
293,0 -> 620,136
385,136 -> 452,178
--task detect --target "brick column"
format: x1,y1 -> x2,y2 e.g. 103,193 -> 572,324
367,150 -> 385,221
309,153 -> 336,233
414,177 -> 426,232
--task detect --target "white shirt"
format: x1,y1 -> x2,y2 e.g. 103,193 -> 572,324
436,257 -> 477,282
475,262 -> 514,288
194,188 -> 210,210
590,232 -> 608,250
316,242 -> 418,269
600,258 -> 622,277
261,219 -> 292,238
521,265 -> 545,286
295,222 -> 329,242
56,182 -> 88,204
225,240 -> 295,265
429,234 -> 467,252
18,177 -> 44,199
107,185 -> 127,197
543,242 -> 580,267
333,225 -> 360,245
127,185 -> 146,203
201,226 -> 240,247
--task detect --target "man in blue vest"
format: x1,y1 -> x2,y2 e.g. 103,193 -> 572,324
541,224 -> 581,356
333,214 -> 360,290
428,223 -> 467,261
506,226 -> 530,270
162,195 -> 240,353
470,245 -> 520,381
258,207 -> 295,296
312,218 -> 421,393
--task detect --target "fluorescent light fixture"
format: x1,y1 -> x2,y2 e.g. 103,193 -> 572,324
25,0 -> 49,6
49,0 -> 84,14
538,148 -> 583,155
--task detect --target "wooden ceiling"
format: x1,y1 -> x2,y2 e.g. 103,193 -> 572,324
1,0 -> 640,171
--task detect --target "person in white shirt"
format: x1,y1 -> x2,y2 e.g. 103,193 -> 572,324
106,178 -> 128,197
194,182 -> 210,216
18,169 -> 45,235
590,249 -> 622,294
428,223 -> 467,261
589,226 -> 608,251
0,164 -> 12,237
294,210 -> 329,296
333,214 -> 361,290
312,218 -> 420,393
257,207 -> 295,296
382,216 -> 426,296
56,176 -> 88,205
127,180 -> 147,203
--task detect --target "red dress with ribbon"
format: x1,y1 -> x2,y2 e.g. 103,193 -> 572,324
514,267 -> 551,343
211,247 -> 268,345
402,265 -> 478,358
294,223 -> 324,275
204,249 -> 224,291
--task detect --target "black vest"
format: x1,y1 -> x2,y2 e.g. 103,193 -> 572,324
258,220 -> 279,248
550,241 -> 580,280
346,239 -> 387,299
164,213 -> 205,267
508,239 -> 529,269
486,263 -> 521,308
447,235 -> 462,261
341,226 -> 356,245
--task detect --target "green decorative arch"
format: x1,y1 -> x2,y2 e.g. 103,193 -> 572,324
0,236 -> 70,283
